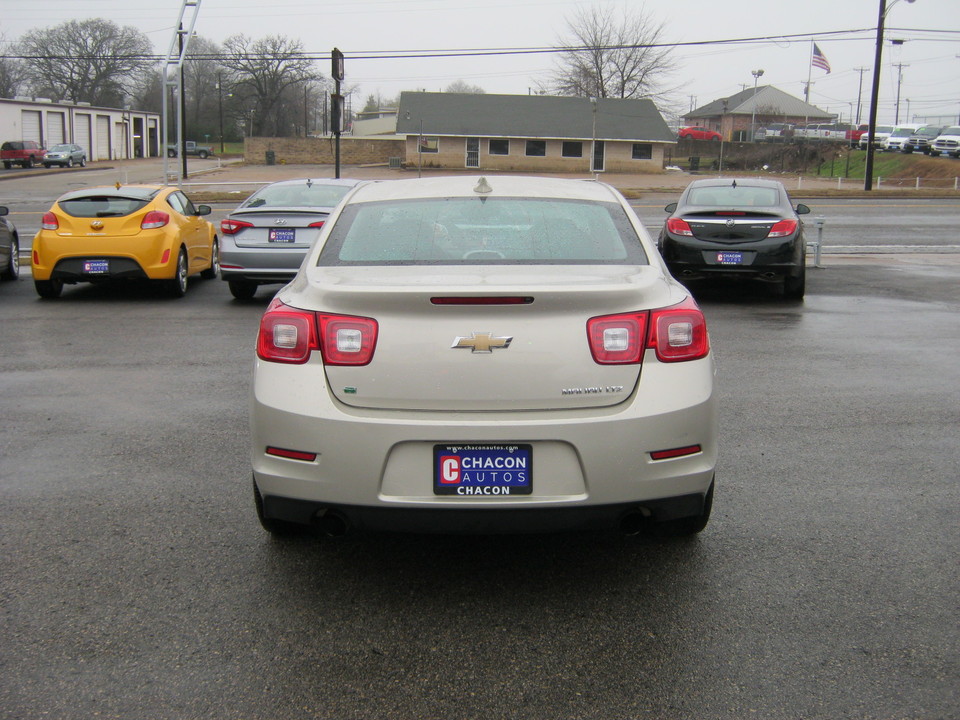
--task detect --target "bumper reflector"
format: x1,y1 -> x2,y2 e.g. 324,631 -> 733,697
266,446 -> 317,462
650,444 -> 702,461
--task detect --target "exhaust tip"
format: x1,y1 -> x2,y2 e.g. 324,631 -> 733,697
619,510 -> 649,536
314,509 -> 350,538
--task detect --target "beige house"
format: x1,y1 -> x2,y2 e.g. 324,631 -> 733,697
396,92 -> 675,174
683,86 -> 833,142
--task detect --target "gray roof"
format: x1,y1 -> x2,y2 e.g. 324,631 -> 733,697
396,92 -> 675,143
686,86 -> 832,120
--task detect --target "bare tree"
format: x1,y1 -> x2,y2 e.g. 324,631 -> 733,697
219,34 -> 320,137
183,36 -> 225,141
15,19 -> 153,106
445,80 -> 485,94
546,5 -> 674,102
0,34 -> 27,98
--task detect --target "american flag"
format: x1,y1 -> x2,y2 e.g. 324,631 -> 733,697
812,44 -> 831,74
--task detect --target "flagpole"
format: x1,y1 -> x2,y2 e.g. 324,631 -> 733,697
805,41 -> 813,103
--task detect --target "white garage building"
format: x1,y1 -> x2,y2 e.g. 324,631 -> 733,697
0,97 -> 161,160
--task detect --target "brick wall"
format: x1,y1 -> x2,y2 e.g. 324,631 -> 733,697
245,136 -> 405,165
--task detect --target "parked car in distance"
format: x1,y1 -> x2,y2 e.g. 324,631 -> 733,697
755,123 -> 794,142
658,177 -> 810,299
0,206 -> 20,281
902,125 -> 948,155
858,125 -> 894,149
678,126 -> 722,141
42,143 -> 86,168
250,175 -> 717,539
1,140 -> 46,169
31,184 -> 219,299
219,177 -> 363,299
930,126 -> 960,158
882,124 -> 922,152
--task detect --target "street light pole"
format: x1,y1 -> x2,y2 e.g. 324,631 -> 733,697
865,0 -> 916,191
750,69 -> 764,142
217,72 -> 224,154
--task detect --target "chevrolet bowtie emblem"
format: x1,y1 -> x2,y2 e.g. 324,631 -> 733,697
452,332 -> 513,353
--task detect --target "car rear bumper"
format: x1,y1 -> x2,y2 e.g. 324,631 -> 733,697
220,243 -> 308,283
251,353 -> 717,531
661,235 -> 805,281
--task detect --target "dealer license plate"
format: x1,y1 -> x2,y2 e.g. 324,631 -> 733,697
434,444 -> 532,496
269,228 -> 296,243
716,251 -> 743,265
83,259 -> 109,274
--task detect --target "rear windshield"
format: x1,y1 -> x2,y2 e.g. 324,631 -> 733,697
318,197 -> 648,266
59,195 -> 153,218
244,183 -> 353,209
686,186 -> 779,207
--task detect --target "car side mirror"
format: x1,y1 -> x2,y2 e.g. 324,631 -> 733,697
0,206 -> 8,217
664,202 -> 677,213
795,203 -> 811,215
196,205 -> 212,216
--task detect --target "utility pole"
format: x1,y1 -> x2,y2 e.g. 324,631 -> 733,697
893,62 -> 909,123
854,66 -> 869,124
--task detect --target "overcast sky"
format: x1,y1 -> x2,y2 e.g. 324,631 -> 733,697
2,0 -> 958,125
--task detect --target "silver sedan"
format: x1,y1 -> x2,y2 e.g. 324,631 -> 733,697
219,177 -> 363,299
250,175 -> 717,538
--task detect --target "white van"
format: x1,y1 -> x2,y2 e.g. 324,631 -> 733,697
882,124 -> 922,152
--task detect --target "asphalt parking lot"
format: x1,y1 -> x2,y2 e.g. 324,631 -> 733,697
1,245 -> 957,718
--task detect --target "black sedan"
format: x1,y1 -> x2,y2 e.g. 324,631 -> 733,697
658,178 -> 810,299
0,206 -> 19,281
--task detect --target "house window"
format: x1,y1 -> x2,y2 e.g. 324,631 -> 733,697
525,140 -> 546,157
562,141 -> 583,158
418,136 -> 439,153
489,139 -> 509,155
632,143 -> 652,160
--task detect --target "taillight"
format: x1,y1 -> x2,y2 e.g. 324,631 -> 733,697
141,211 -> 170,229
256,298 -> 378,366
221,218 -> 254,235
41,212 -> 59,230
767,218 -> 798,238
666,217 -> 693,236
317,314 -> 378,366
308,220 -> 325,229
647,297 -> 710,363
586,297 -> 709,365
587,312 -> 648,364
257,298 -> 319,364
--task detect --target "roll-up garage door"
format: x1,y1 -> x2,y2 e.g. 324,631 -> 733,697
21,111 -> 42,143
47,112 -> 66,145
74,114 -> 92,156
96,115 -> 110,160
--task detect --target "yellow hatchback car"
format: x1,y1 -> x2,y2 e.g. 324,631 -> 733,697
32,184 -> 219,298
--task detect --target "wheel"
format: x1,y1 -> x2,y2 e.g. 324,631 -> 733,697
648,480 -> 714,538
201,239 -> 220,279
228,279 -> 258,300
1,235 -> 18,281
166,247 -> 188,297
253,478 -> 303,537
783,265 -> 806,300
79,157 -> 86,167
43,163 -> 51,169
66,158 -> 73,168
198,150 -> 209,159
2,161 -> 10,170
167,148 -> 177,158
35,278 -> 63,298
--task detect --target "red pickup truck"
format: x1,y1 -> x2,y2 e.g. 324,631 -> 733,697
1,140 -> 47,169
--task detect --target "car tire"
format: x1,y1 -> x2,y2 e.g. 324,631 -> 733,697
648,479 -> 714,538
80,157 -> 86,167
198,150 -> 209,159
66,158 -> 74,168
43,163 -> 51,169
1,235 -> 18,281
166,247 -> 188,297
2,161 -> 10,170
201,239 -> 220,279
228,279 -> 258,300
167,148 -> 177,158
253,478 -> 303,537
35,278 -> 63,299
783,266 -> 806,300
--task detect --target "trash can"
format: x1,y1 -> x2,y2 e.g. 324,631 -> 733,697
689,156 -> 700,172
265,150 -> 276,166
